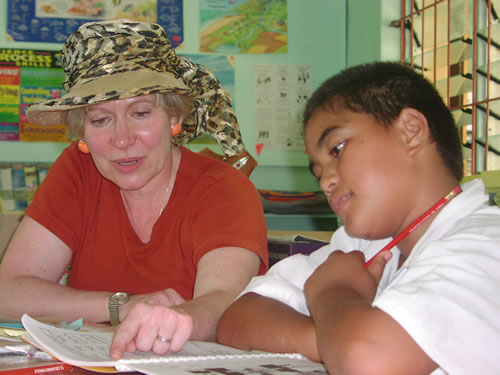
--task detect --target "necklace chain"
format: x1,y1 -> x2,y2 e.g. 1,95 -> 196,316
157,156 -> 177,219
158,186 -> 170,217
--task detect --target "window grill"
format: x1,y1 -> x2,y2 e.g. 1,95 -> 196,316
392,0 -> 500,175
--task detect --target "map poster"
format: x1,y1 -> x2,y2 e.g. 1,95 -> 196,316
7,0 -> 184,48
200,0 -> 288,54
254,64 -> 312,150
0,48 -> 68,142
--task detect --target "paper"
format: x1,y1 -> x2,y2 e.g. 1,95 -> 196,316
254,64 -> 312,150
21,314 -> 327,375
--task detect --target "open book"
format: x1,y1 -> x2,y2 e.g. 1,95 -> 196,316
21,314 -> 327,375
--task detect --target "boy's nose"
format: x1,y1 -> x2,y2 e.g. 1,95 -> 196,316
320,168 -> 338,197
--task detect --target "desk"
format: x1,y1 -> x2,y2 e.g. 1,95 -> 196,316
72,368 -> 141,374
268,230 -> 333,242
0,357 -> 142,374
0,336 -> 137,374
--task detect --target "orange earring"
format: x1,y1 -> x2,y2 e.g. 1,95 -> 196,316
170,123 -> 182,136
77,140 -> 90,154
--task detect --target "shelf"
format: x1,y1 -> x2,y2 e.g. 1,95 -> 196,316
0,141 -> 70,163
264,213 -> 338,232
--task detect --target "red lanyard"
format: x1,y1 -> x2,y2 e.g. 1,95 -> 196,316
364,185 -> 462,267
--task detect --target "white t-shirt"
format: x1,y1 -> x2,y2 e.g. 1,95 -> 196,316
242,179 -> 500,374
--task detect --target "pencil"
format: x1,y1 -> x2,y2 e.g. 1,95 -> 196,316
364,185 -> 462,268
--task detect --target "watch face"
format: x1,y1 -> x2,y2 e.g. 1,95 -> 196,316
111,292 -> 129,304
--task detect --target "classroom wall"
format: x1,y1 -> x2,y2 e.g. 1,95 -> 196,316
0,0 -> 351,191
0,0 -> 400,230
346,0 -> 400,66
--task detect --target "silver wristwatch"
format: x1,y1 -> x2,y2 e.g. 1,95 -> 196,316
108,292 -> 130,326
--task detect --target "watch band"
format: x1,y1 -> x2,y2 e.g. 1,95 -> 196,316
108,292 -> 129,326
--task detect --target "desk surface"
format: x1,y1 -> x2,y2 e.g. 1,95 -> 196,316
0,360 -> 142,374
267,230 -> 333,242
73,368 -> 141,374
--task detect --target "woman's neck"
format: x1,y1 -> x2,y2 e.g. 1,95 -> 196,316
121,147 -> 181,244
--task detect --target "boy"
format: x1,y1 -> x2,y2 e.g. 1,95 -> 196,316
216,62 -> 500,374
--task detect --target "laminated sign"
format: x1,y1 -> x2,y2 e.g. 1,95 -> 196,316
0,48 -> 68,142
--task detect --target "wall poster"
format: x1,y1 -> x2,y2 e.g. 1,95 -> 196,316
7,0 -> 184,48
0,48 -> 67,142
200,0 -> 288,54
254,64 -> 312,151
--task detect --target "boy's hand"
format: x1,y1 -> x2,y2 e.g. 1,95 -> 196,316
366,250 -> 392,284
304,250 -> 391,307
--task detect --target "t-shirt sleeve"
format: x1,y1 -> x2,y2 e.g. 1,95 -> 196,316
238,229 -> 358,315
24,143 -> 88,251
238,227 -> 393,315
239,245 -> 331,316
185,167 -> 269,273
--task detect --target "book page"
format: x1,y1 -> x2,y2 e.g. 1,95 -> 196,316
22,314 -> 327,375
126,355 -> 327,375
21,314 -> 117,368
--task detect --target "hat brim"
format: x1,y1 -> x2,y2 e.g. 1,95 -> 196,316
26,70 -> 193,126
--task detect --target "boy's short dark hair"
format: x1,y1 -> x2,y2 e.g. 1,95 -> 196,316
303,61 -> 464,181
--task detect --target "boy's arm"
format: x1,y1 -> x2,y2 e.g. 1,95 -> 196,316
305,250 -> 438,374
216,292 -> 321,362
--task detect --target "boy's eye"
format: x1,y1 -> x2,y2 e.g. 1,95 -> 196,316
329,141 -> 345,158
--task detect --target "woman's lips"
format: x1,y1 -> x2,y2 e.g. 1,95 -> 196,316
113,157 -> 143,172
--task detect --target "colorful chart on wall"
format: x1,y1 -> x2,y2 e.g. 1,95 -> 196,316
7,0 -> 184,47
0,48 -> 68,142
200,0 -> 288,54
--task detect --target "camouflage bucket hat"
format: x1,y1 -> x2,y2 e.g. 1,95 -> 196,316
26,19 -> 244,157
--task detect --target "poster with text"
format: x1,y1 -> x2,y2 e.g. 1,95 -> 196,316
7,0 -> 183,48
254,64 -> 312,150
0,48 -> 68,142
200,0 -> 288,54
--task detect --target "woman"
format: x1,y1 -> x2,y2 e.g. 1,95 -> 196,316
0,20 -> 268,358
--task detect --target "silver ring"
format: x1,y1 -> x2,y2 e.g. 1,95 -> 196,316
157,335 -> 170,343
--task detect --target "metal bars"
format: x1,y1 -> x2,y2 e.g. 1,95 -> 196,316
393,0 -> 500,174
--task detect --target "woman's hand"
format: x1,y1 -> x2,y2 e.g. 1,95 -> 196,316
110,246 -> 261,359
118,288 -> 186,323
110,295 -> 193,359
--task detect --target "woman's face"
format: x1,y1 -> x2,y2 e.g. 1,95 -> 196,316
82,94 -> 177,192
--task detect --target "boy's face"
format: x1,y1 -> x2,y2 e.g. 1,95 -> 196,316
304,107 -> 417,240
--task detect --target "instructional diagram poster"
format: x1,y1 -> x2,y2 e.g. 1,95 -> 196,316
254,64 -> 312,150
0,48 -> 68,142
7,0 -> 184,47
200,0 -> 288,54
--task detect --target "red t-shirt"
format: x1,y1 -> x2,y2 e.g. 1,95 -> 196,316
26,143 -> 268,299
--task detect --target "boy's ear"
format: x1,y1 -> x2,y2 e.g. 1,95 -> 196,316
395,107 -> 431,156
